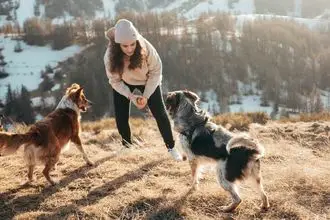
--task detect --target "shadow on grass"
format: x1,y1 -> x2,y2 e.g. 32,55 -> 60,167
256,202 -> 301,219
112,197 -> 164,220
145,187 -> 195,220
35,159 -> 165,220
108,188 -> 195,220
0,154 -> 116,219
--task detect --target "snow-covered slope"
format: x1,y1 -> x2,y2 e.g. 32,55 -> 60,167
1,0 -> 328,28
144,0 -> 255,18
0,36 -> 83,101
98,0 -> 118,18
235,14 -> 330,31
183,0 -> 255,19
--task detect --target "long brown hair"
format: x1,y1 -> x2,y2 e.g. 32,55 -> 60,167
108,38 -> 144,75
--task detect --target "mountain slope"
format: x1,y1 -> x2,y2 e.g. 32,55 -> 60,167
0,1 -> 330,118
0,36 -> 83,101
2,0 -> 330,27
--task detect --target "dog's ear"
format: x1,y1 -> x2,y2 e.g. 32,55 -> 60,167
165,92 -> 181,113
69,87 -> 84,104
183,90 -> 199,103
75,87 -> 83,96
165,92 -> 177,105
66,83 -> 81,95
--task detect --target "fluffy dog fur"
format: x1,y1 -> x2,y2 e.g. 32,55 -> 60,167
165,90 -> 270,212
0,83 -> 93,185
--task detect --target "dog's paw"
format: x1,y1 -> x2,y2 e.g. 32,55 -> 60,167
21,180 -> 34,186
260,203 -> 270,211
220,202 -> 241,212
220,205 -> 234,213
192,184 -> 199,191
48,179 -> 59,186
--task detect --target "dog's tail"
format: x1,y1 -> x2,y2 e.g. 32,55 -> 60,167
226,134 -> 265,159
0,132 -> 33,156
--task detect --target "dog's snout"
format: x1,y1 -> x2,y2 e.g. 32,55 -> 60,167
87,99 -> 93,106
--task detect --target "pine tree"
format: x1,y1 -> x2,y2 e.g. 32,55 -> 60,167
327,88 -> 330,111
228,0 -> 240,9
34,2 -> 40,16
0,49 -> 7,66
236,91 -> 242,104
0,114 -> 4,131
17,86 -> 35,124
314,92 -> 324,113
40,74 -> 54,92
270,102 -> 279,119
260,91 -> 269,107
3,0 -> 17,21
279,108 -> 289,118
220,97 -> 230,113
14,40 -> 22,52
4,84 -> 16,116
0,48 -> 8,78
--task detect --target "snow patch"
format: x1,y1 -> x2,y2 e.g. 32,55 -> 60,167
0,36 -> 83,101
31,96 -> 56,107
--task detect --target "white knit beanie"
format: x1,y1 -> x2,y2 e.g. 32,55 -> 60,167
114,19 -> 139,44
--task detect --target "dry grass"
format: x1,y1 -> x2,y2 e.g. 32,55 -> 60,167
213,112 -> 270,131
0,118 -> 329,220
280,112 -> 330,123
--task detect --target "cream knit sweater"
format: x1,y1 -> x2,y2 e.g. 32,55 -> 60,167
104,34 -> 162,99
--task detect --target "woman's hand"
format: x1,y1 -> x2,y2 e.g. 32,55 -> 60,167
128,94 -> 147,109
135,96 -> 148,109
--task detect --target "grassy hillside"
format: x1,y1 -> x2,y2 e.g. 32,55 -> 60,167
0,118 -> 329,219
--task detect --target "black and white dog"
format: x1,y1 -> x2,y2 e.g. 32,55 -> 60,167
165,90 -> 270,212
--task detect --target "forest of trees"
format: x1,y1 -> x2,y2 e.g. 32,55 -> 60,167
1,11 -> 330,124
0,0 -> 19,21
255,0 -> 330,17
8,0 -> 330,20
36,11 -> 330,121
3,85 -> 35,124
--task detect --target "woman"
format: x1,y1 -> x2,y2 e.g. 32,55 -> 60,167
104,19 -> 182,161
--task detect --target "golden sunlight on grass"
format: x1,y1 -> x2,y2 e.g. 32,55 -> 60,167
0,118 -> 329,219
